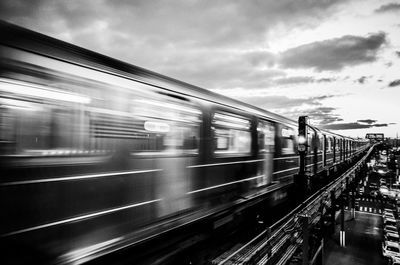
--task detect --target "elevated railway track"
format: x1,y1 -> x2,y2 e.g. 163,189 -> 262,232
212,145 -> 375,265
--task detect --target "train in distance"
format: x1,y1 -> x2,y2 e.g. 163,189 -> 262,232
366,133 -> 385,142
0,20 -> 370,264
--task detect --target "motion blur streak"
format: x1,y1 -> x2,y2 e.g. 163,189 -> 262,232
60,237 -> 123,265
0,21 -> 369,264
2,199 -> 163,237
0,78 -> 91,104
1,169 -> 163,186
187,174 -> 266,194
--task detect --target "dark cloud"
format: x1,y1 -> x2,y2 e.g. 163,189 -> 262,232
315,107 -> 336,113
321,122 -> 390,130
161,52 -> 285,89
272,76 -> 336,85
279,32 -> 387,71
357,76 -> 367,84
273,76 -> 315,85
0,0 -> 350,51
306,107 -> 343,125
317,78 -> 336,83
375,3 -> 400,13
318,116 -> 344,125
319,115 -> 395,131
396,51 -> 400,58
374,123 -> 391,127
389,79 -> 400,87
355,75 -> 374,84
268,103 -> 343,126
245,51 -> 276,67
0,0 -> 349,89
282,108 -> 392,130
357,119 -> 377,124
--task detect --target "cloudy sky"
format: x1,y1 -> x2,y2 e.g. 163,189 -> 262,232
1,0 -> 400,138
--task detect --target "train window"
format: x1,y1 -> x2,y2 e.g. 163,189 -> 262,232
335,138 -> 341,152
318,134 -> 324,151
0,98 -> 89,155
257,120 -> 275,153
93,94 -> 202,154
0,107 -> 14,154
308,130 -> 314,149
213,112 -> 251,155
326,137 -> 333,152
281,127 -> 295,155
0,75 -> 201,156
0,75 -> 122,157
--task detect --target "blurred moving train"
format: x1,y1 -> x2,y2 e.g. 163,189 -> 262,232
0,21 -> 369,264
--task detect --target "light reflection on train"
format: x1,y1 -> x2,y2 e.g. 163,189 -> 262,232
0,21 -> 369,264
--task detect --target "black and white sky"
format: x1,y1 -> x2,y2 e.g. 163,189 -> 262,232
1,0 -> 400,137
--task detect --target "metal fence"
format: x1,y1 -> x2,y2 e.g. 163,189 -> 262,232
214,145 -> 374,265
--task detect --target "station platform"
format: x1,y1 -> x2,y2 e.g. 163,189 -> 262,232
324,211 -> 387,265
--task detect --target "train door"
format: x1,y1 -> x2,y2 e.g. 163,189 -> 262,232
272,124 -> 298,183
312,131 -> 318,175
318,134 -> 326,168
342,139 -> 345,161
200,109 -> 254,205
131,93 -> 202,217
326,136 -> 332,168
258,120 -> 275,185
305,128 -> 314,175
349,141 -> 352,158
333,137 -> 336,164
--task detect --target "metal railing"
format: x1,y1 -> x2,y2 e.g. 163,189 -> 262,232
214,145 -> 374,265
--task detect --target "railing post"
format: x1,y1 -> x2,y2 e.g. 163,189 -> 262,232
319,198 -> 325,237
345,177 -> 349,206
351,181 -> 356,219
340,195 -> 345,247
301,215 -> 310,265
330,190 -> 336,235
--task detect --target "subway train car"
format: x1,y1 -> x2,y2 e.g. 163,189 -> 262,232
302,126 -> 368,178
0,21 -> 369,264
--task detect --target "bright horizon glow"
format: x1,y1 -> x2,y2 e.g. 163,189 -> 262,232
0,78 -> 91,104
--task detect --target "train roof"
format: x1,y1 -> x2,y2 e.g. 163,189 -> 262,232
0,20 -> 296,126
